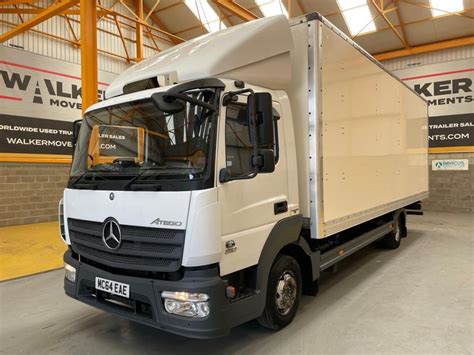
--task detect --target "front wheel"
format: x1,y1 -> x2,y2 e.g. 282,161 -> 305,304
257,254 -> 302,330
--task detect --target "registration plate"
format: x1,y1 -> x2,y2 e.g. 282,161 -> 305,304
95,277 -> 130,298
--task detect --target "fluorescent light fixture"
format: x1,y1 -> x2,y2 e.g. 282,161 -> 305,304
429,0 -> 464,17
185,0 -> 226,33
256,0 -> 288,18
337,0 -> 376,36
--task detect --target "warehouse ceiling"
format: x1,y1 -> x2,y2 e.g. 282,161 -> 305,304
0,0 -> 473,62
147,0 -> 474,56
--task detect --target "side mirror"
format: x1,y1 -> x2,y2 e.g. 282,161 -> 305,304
151,92 -> 185,113
247,92 -> 274,146
252,149 -> 275,173
72,120 -> 82,147
219,168 -> 232,183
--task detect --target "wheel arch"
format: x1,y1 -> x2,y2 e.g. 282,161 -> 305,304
255,214 -> 319,306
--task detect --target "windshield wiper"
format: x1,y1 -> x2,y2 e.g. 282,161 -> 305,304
123,166 -> 165,190
69,171 -> 109,188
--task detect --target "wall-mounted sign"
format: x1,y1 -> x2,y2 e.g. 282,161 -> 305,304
432,159 -> 469,171
394,58 -> 473,152
0,47 -> 118,162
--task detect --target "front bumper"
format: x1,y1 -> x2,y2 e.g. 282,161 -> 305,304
63,250 -> 261,339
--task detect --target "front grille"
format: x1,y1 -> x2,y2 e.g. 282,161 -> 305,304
68,218 -> 185,272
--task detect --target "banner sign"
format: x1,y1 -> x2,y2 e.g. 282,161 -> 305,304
394,58 -> 473,151
432,159 -> 469,171
0,46 -> 118,161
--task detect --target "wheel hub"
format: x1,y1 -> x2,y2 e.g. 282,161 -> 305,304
275,271 -> 297,316
395,219 -> 401,241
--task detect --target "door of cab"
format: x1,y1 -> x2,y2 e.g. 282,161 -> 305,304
217,89 -> 289,276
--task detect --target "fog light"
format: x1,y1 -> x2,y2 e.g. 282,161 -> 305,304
64,263 -> 76,282
161,291 -> 210,318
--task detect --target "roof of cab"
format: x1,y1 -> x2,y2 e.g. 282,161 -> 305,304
106,15 -> 293,99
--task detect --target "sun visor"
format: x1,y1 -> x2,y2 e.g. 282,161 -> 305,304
106,15 -> 293,99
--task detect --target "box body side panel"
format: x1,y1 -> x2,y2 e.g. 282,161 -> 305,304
319,25 -> 429,236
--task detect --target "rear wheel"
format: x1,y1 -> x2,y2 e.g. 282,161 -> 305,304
379,211 -> 405,249
257,254 -> 302,330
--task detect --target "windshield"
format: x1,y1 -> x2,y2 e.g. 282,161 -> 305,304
69,87 -> 219,191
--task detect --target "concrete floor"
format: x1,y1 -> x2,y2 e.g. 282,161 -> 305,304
1,212 -> 473,355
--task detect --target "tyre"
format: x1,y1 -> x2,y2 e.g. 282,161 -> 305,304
379,212 -> 404,249
257,254 -> 302,330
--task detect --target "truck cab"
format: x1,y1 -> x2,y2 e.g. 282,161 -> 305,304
61,76 -> 305,338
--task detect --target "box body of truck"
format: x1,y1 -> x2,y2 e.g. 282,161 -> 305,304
289,15 -> 428,239
59,13 -> 428,338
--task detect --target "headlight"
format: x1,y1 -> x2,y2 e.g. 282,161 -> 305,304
161,291 -> 210,318
64,263 -> 76,282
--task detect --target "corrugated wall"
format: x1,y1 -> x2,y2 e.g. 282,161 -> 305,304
382,45 -> 474,71
0,0 -> 174,74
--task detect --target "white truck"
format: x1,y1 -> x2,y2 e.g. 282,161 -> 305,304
59,13 -> 428,338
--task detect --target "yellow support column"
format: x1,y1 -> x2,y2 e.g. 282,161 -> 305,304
136,0 -> 144,61
80,0 -> 98,112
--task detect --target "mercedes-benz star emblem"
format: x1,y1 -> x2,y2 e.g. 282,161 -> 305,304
102,219 -> 121,250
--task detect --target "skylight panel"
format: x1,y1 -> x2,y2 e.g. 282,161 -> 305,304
337,0 -> 376,36
430,0 -> 464,17
185,0 -> 226,33
255,0 -> 288,18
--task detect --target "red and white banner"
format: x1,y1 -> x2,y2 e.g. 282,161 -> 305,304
0,46 -> 118,157
394,58 -> 473,149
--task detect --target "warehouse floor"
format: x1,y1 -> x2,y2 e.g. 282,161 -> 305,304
1,212 -> 472,354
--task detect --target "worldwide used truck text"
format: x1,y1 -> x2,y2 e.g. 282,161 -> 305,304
59,13 -> 429,338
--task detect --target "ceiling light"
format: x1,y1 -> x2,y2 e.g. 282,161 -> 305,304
185,0 -> 226,33
337,0 -> 376,36
429,0 -> 464,17
255,0 -> 288,18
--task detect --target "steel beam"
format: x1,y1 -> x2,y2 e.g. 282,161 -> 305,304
145,0 -> 160,21
0,8 -> 107,15
101,4 -> 184,44
393,0 -> 409,48
371,0 -> 409,48
80,0 -> 98,112
0,0 -> 79,43
144,9 -> 184,44
0,0 -> 34,6
400,0 -> 474,20
113,15 -> 131,62
374,36 -> 474,61
215,0 -> 258,21
295,0 -> 306,15
135,0 -> 144,61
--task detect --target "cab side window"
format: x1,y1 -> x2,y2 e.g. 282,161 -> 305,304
225,99 -> 279,177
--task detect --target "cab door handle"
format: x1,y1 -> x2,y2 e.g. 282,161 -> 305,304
274,201 -> 288,215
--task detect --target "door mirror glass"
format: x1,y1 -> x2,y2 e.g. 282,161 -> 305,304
247,92 -> 274,147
